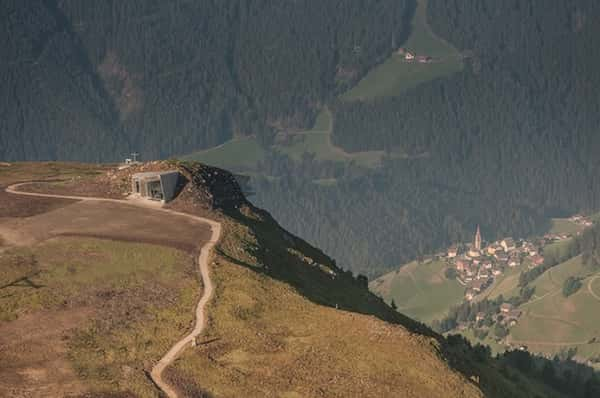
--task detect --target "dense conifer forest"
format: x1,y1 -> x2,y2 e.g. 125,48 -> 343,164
1,0 -> 412,160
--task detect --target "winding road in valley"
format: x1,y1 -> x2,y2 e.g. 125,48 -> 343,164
587,274 -> 600,301
5,183 -> 221,398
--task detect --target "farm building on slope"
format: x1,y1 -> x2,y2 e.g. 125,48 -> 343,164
131,170 -> 182,202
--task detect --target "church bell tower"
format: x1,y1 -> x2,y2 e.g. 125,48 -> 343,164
474,225 -> 482,251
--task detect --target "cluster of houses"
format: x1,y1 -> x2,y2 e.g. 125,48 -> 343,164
498,303 -> 523,326
463,303 -> 524,332
443,226 -> 565,301
446,216 -> 595,347
397,47 -> 432,63
459,302 -> 524,341
569,214 -> 594,228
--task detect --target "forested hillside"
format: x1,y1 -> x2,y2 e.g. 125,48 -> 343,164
1,0 -> 413,161
0,0 -> 124,161
252,0 -> 600,276
252,148 -> 552,277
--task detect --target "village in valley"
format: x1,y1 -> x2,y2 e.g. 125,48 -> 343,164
441,215 -> 594,304
370,210 -> 599,355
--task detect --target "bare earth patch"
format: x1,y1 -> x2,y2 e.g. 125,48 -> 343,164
0,188 -> 77,219
0,308 -> 93,397
0,200 -> 210,252
22,180 -> 125,200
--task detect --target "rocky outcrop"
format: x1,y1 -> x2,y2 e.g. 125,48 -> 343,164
177,162 -> 248,211
104,160 -> 248,211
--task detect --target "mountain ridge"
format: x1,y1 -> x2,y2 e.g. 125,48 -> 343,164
1,161 -> 591,397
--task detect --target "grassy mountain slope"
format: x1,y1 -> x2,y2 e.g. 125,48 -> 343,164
0,162 -> 217,396
509,255 -> 600,360
168,237 -> 480,397
0,161 -> 574,397
369,260 -> 465,323
454,252 -> 600,365
166,197 -> 567,398
0,237 -> 199,396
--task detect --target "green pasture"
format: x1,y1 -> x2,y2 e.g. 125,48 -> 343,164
182,137 -> 267,171
342,0 -> 463,101
370,260 -> 465,323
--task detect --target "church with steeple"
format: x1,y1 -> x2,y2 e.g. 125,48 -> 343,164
474,225 -> 482,251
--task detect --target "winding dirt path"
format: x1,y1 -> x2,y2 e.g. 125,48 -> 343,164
519,289 -> 561,308
587,274 -> 600,301
5,182 -> 221,398
507,337 -> 591,347
524,311 -> 584,329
